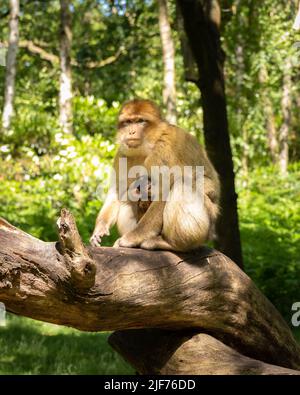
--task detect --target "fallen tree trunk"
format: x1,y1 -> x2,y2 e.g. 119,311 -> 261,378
0,209 -> 300,374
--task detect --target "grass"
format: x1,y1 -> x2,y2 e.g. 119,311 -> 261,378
0,313 -> 134,375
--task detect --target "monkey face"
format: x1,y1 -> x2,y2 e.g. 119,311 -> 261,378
117,99 -> 163,154
128,175 -> 151,202
117,118 -> 148,149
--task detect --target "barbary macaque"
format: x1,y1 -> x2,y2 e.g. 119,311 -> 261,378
132,175 -> 152,221
90,99 -> 220,252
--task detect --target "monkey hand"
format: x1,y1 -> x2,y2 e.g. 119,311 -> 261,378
90,221 -> 110,247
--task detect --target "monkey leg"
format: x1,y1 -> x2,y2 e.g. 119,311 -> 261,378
140,236 -> 174,251
116,201 -> 165,248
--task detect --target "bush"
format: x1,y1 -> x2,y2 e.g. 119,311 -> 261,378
0,132 -> 116,244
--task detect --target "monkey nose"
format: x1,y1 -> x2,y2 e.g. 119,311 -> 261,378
129,130 -> 136,135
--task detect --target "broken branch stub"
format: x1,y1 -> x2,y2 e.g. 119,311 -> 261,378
57,208 -> 96,290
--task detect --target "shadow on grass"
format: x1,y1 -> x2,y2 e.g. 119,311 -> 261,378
0,314 -> 134,375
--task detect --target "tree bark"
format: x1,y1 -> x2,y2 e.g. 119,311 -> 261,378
158,0 -> 177,124
2,0 -> 19,131
109,330 -> 300,375
0,210 -> 300,374
279,59 -> 292,175
176,5 -> 199,83
59,0 -> 73,134
177,0 -> 243,268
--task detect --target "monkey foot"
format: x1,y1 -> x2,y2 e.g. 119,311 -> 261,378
140,236 -> 173,251
113,236 -> 140,248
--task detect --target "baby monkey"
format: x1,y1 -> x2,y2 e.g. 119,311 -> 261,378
131,175 -> 152,221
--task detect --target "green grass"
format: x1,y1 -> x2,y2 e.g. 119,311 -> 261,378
0,313 -> 134,375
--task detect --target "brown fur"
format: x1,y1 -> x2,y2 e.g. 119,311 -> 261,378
90,99 -> 220,252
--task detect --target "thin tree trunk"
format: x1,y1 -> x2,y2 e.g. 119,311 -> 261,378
258,64 -> 279,164
236,44 -> 248,175
2,0 -> 19,131
241,128 -> 248,177
279,59 -> 292,175
177,0 -> 243,268
293,0 -> 300,30
158,0 -> 177,124
234,0 -> 248,176
59,0 -> 73,134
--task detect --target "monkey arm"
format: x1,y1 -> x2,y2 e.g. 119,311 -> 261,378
96,199 -> 120,229
90,195 -> 120,247
90,157 -> 123,245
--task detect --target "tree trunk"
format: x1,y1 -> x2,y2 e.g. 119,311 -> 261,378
2,0 -> 19,131
158,0 -> 177,124
176,5 -> 199,83
236,45 -> 248,175
279,59 -> 292,175
110,330 -> 300,375
258,64 -> 279,164
59,0 -> 73,134
234,0 -> 248,177
293,0 -> 300,30
177,0 -> 243,268
0,210 -> 300,374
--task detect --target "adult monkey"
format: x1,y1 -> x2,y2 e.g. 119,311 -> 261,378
90,99 -> 220,252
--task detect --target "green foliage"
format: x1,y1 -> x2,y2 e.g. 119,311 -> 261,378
73,96 -> 119,138
0,126 -> 116,243
0,314 -> 133,374
224,0 -> 300,170
238,164 -> 300,319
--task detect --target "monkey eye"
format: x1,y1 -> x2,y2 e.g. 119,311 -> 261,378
120,121 -> 130,128
136,118 -> 146,124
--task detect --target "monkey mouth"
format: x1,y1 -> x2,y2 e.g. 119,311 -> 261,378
126,139 -> 141,148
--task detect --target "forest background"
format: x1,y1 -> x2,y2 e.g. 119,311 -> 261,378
0,0 -> 299,374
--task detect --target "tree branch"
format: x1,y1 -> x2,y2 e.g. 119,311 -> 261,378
109,329 -> 300,375
57,208 -> 96,290
0,40 -> 125,68
0,210 -> 300,374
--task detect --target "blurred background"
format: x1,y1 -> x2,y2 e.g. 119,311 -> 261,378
0,0 -> 299,374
